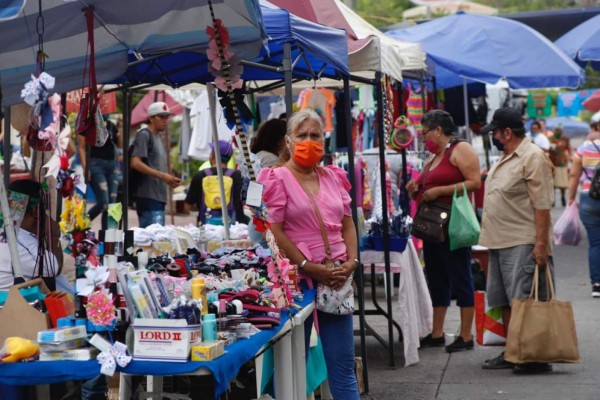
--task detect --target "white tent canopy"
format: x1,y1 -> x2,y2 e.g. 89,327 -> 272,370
268,0 -> 426,81
336,0 -> 426,78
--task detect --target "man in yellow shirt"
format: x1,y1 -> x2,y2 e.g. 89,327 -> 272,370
479,108 -> 554,374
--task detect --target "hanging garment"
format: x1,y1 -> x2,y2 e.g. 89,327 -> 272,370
526,92 -> 552,118
406,86 -> 426,132
179,107 -> 192,163
298,88 -> 337,132
187,91 -> 235,160
267,98 -> 286,120
557,92 -> 582,117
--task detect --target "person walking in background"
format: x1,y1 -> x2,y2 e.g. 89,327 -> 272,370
587,113 -> 600,141
567,134 -> 600,297
528,121 -> 551,151
479,107 -> 554,374
406,110 -> 481,353
248,118 -> 288,245
258,109 -> 360,399
78,115 -> 121,229
130,102 -> 181,228
549,126 -> 572,207
185,140 -> 248,226
251,118 -> 288,169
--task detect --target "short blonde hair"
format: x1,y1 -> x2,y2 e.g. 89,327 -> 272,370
287,109 -> 323,137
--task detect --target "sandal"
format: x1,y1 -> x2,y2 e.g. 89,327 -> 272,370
482,352 -> 515,370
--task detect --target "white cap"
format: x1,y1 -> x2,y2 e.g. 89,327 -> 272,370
591,111 -> 600,124
147,101 -> 171,117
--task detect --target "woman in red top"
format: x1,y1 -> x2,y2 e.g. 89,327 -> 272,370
407,110 -> 481,353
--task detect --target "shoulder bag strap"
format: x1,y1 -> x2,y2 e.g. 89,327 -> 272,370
286,167 -> 332,260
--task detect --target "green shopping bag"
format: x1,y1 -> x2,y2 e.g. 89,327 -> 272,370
306,322 -> 327,395
449,183 -> 480,251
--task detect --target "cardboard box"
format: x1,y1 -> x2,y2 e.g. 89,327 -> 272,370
0,278 -> 50,343
191,341 -> 225,361
132,319 -> 201,362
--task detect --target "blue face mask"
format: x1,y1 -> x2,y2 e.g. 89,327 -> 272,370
492,137 -> 504,152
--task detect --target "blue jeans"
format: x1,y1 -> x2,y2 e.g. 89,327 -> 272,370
580,192 -> 600,284
88,158 -> 118,229
136,198 -> 166,228
304,311 -> 360,400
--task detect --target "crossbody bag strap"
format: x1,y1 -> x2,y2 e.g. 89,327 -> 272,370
286,167 -> 332,260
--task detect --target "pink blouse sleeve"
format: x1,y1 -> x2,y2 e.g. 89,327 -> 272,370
326,165 -> 352,217
257,167 -> 288,224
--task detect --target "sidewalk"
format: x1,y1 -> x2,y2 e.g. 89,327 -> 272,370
359,206 -> 597,400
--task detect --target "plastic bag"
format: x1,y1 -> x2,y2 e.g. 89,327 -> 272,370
553,202 -> 582,246
448,183 -> 480,251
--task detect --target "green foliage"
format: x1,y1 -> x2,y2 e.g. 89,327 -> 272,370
356,0 -> 581,26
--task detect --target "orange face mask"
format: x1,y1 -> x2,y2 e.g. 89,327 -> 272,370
291,140 -> 324,167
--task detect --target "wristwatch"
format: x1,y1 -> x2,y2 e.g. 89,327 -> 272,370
299,259 -> 308,269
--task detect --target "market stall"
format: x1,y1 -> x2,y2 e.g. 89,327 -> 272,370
0,1 -> 361,399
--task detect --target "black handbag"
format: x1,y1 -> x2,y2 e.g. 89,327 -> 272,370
411,201 -> 451,242
410,140 -> 460,242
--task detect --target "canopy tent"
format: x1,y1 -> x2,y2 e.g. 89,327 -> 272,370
583,91 -> 600,112
269,0 -> 426,80
555,14 -> 600,70
544,117 -> 589,137
0,0 -> 267,106
402,1 -> 497,20
113,3 -> 349,89
386,12 -> 585,90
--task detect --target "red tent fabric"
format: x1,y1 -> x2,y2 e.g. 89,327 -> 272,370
269,0 -> 372,53
130,90 -> 184,126
583,90 -> 600,112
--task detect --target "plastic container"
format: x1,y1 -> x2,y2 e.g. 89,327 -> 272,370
372,236 -> 409,253
202,314 -> 217,342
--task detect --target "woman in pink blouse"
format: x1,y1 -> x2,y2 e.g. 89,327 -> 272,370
258,109 -> 360,399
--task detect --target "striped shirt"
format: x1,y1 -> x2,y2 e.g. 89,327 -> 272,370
575,140 -> 600,191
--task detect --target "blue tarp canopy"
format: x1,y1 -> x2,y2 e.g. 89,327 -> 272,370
555,14 -> 600,70
114,4 -> 349,87
385,12 -> 585,90
0,0 -> 267,106
544,117 -> 590,137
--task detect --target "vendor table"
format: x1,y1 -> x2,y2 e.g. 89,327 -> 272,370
0,291 -> 316,400
359,240 -> 433,366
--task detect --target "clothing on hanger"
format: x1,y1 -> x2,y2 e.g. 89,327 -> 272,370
188,91 -> 234,160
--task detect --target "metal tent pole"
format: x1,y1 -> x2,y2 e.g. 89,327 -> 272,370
463,78 -> 472,142
122,89 -> 131,231
3,107 -> 10,188
206,83 -> 230,239
344,75 -> 370,392
283,42 -> 293,118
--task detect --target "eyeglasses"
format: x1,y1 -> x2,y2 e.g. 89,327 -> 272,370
421,127 -> 436,136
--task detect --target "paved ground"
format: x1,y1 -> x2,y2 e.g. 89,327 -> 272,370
92,199 -> 595,400
359,204 -> 597,400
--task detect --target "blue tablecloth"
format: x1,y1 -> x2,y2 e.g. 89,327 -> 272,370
0,290 -> 315,398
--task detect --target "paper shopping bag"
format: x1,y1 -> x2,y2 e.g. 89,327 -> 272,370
474,291 -> 506,346
505,266 -> 580,364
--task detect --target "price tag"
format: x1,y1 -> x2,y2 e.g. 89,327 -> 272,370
246,181 -> 263,207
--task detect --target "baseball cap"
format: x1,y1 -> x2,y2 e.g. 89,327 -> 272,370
147,102 -> 172,117
209,140 -> 234,159
481,107 -> 524,134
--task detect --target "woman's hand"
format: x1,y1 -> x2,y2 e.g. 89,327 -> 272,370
406,179 -> 420,200
421,187 -> 441,202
